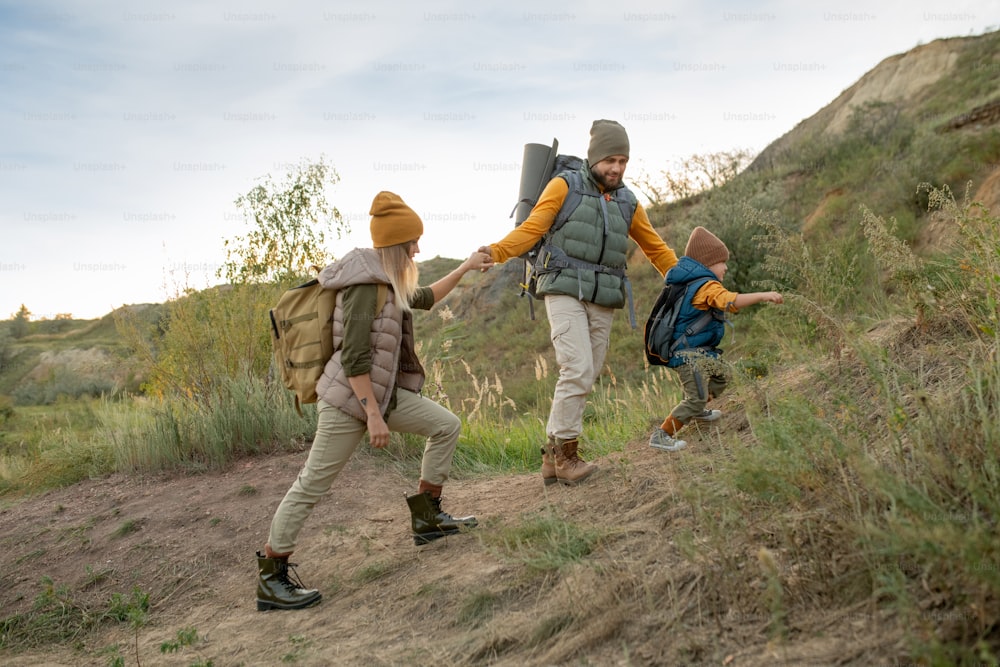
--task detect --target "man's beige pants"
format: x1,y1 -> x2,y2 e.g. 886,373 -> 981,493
544,294 -> 614,441
268,389 -> 461,553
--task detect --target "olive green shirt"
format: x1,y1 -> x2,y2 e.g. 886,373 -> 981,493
340,284 -> 434,377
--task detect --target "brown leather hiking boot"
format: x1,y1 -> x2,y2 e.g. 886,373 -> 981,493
547,438 -> 597,486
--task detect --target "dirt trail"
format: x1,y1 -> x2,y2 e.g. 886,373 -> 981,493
1,422 -> 893,666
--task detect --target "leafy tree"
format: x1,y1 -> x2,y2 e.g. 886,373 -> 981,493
0,327 -> 14,372
120,283 -> 281,401
120,157 -> 350,402
10,304 -> 31,338
222,156 -> 347,285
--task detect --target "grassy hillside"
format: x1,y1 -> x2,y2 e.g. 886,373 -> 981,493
7,22 -> 998,412
3,30 -> 999,472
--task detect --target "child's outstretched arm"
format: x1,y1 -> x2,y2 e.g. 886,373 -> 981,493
732,291 -> 784,308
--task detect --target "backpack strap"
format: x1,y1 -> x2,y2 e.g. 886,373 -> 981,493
671,310 -> 715,355
552,169 -> 584,233
671,278 -> 726,355
535,244 -> 627,278
534,244 -> 637,329
617,189 -> 637,230
550,170 -> 636,233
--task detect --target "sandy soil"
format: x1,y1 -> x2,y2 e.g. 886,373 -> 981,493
1,416 -> 904,666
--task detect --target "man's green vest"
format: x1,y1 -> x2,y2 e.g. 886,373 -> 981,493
535,164 -> 635,309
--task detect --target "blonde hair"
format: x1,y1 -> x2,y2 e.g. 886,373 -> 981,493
376,243 -> 419,311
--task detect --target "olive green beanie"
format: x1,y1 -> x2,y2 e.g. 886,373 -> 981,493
587,119 -> 630,166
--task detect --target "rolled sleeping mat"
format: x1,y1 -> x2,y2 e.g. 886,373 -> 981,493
513,139 -> 558,226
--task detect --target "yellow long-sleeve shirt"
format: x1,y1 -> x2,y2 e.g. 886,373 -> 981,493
692,280 -> 741,314
489,177 -> 678,276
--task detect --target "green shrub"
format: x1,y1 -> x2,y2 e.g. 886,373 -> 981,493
12,366 -> 119,406
103,375 -> 315,474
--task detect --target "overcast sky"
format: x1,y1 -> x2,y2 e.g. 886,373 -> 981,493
0,0 -> 993,319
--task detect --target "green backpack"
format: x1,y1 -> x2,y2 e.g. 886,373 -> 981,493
269,278 -> 387,415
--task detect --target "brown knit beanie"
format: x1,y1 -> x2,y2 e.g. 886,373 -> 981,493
369,191 -> 424,248
587,119 -> 630,166
684,226 -> 730,267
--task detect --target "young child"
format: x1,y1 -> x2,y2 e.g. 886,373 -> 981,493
650,226 -> 783,452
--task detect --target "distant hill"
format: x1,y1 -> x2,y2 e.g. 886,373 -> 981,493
742,30 -> 1000,241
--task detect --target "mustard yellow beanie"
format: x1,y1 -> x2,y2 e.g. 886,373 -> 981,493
369,191 -> 424,248
684,226 -> 730,267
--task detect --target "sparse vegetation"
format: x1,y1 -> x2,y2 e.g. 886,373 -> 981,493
0,578 -> 148,652
111,519 -> 141,539
484,513 -> 602,574
159,626 -> 214,667
352,560 -> 399,584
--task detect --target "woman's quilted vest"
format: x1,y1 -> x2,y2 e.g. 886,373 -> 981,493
317,287 -> 424,421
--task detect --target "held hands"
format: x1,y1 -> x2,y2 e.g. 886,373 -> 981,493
464,249 -> 494,273
475,246 -> 494,273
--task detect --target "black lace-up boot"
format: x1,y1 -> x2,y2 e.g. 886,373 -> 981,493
255,551 -> 322,611
406,481 -> 478,545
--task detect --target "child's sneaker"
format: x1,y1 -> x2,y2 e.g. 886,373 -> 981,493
649,429 -> 687,452
693,409 -> 722,422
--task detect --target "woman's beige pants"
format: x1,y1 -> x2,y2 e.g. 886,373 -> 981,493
268,389 -> 460,553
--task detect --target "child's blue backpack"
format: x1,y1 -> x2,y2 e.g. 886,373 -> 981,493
643,277 -> 714,367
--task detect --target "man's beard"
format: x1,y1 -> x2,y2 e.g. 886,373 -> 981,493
594,171 -> 620,189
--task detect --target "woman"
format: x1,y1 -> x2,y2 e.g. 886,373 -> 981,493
256,191 -> 494,611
